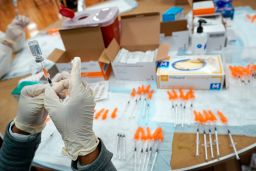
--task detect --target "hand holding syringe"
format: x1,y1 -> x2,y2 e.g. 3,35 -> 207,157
28,40 -> 52,86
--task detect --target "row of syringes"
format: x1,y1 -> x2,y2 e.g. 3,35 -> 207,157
194,110 -> 240,161
167,88 -> 195,127
229,64 -> 256,86
124,85 -> 154,120
134,127 -> 163,171
94,107 -> 118,120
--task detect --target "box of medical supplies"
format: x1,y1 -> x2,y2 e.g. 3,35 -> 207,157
53,23 -> 117,81
156,55 -> 225,90
162,7 -> 184,22
54,7 -> 120,82
97,12 -> 170,81
47,47 -> 111,82
193,14 -> 227,51
193,1 -> 215,16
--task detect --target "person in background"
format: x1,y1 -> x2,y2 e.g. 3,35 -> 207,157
0,15 -> 30,78
0,57 -> 117,171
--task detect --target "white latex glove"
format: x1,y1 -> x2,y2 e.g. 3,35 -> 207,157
14,84 -> 48,134
44,57 -> 99,161
10,15 -> 30,28
51,71 -> 70,99
52,71 -> 70,82
0,43 -> 13,78
5,15 -> 30,52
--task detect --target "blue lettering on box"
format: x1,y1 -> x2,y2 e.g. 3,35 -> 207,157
210,83 -> 222,90
157,61 -> 169,68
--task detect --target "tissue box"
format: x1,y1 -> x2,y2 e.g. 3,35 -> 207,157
156,55 -> 225,90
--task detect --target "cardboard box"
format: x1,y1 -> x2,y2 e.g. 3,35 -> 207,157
160,20 -> 188,50
174,0 -> 189,5
161,20 -> 188,36
99,12 -> 170,81
54,26 -> 113,82
156,55 -> 225,90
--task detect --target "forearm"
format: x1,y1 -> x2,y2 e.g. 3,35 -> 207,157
72,139 -> 117,171
0,122 -> 41,171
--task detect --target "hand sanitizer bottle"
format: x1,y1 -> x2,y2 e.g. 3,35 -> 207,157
192,19 -> 208,55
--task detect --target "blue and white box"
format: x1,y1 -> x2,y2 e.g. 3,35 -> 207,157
156,55 -> 225,90
162,7 -> 184,22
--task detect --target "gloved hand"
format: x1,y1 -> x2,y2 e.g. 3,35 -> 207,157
5,15 -> 30,52
0,43 -> 12,78
44,57 -> 99,161
51,71 -> 70,99
14,84 -> 48,134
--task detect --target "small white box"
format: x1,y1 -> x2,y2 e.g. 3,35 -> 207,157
193,1 -> 215,16
56,61 -> 105,82
156,55 -> 225,90
204,24 -> 226,51
112,59 -> 156,81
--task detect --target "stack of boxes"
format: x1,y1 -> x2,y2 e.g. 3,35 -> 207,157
46,6 -> 226,90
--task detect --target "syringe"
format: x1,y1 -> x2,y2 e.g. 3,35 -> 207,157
28,40 -> 52,86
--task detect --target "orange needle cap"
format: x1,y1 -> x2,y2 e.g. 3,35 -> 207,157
111,108 -> 118,119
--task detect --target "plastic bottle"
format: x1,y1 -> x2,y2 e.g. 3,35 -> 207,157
192,19 -> 208,55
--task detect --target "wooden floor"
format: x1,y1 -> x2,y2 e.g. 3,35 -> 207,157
1,0 -> 256,32
0,0 -> 60,32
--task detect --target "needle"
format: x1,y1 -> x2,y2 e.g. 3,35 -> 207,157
196,128 -> 200,157
203,130 -> 208,161
215,127 -> 220,157
116,134 -> 120,159
138,147 -> 143,171
228,129 -> 240,160
175,104 -> 178,127
209,129 -> 214,159
145,145 -> 152,171
134,143 -> 137,171
150,148 -> 158,171
142,142 -> 148,171
123,134 -> 126,160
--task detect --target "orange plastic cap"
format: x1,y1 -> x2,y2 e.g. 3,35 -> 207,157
217,110 -> 228,124
102,109 -> 109,120
95,108 -> 105,120
111,108 -> 118,119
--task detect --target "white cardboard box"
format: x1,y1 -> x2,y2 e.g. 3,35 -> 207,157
112,60 -> 156,81
102,12 -> 169,81
56,61 -> 106,82
156,55 -> 225,90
